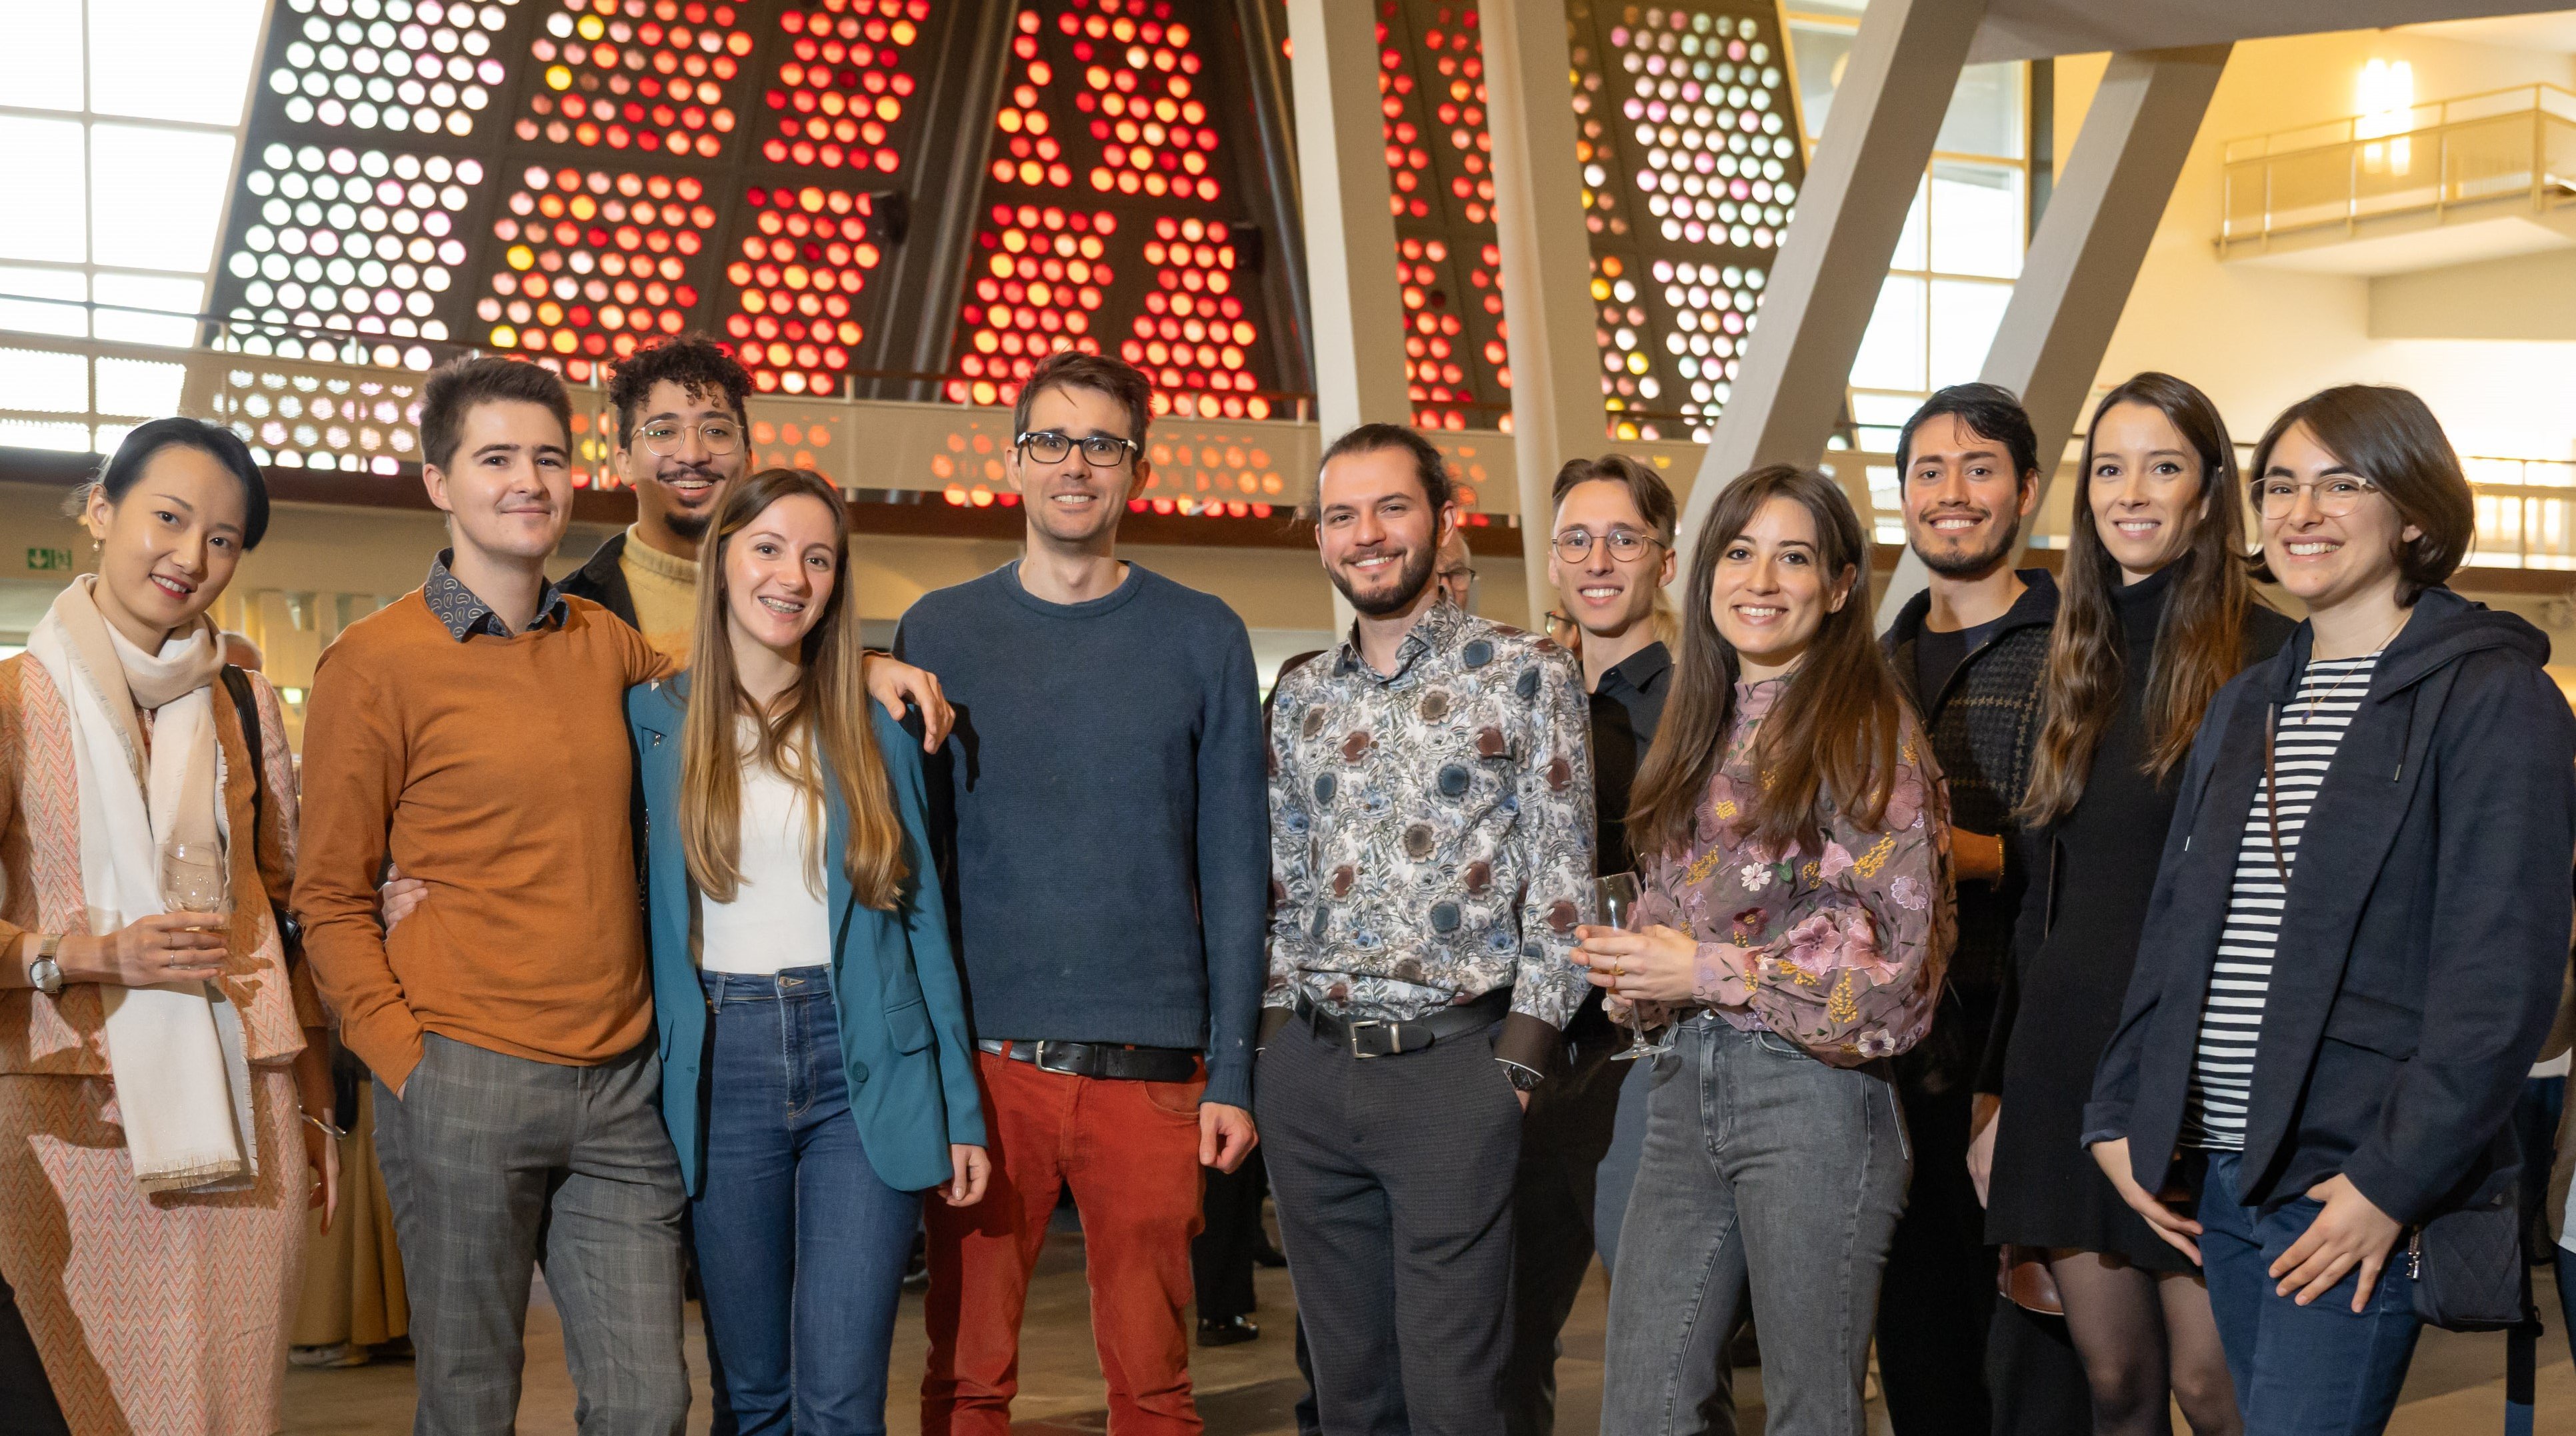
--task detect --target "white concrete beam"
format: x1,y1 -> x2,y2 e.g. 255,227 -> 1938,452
1481,0 -> 1607,627
1672,0 -> 1988,573
1285,0 -> 1414,439
1874,43 -> 2231,627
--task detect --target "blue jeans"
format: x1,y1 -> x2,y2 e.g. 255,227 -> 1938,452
1601,1017 -> 1910,1436
2197,1150 -> 2421,1435
693,967 -> 924,1436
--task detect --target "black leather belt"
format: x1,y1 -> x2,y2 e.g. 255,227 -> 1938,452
977,1039 -> 1200,1083
1295,988 -> 1511,1059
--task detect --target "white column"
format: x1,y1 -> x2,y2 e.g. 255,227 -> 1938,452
1481,0 -> 1607,627
1874,44 -> 2232,625
1285,0 -> 1414,439
1671,0 -> 1989,569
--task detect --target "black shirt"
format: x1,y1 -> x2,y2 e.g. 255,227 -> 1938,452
1911,609 -> 2010,715
1588,641 -> 1673,878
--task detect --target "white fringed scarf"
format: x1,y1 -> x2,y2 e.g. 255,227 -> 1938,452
29,575 -> 255,1193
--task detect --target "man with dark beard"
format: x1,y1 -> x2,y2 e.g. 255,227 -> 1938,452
556,337 -> 751,662
1877,384 -> 2091,1436
1259,423 -> 1593,1434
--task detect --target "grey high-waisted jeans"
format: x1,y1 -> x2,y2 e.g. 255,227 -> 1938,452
1601,1015 -> 1910,1436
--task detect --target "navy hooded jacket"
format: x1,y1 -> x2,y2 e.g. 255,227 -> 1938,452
2084,587 -> 2576,1224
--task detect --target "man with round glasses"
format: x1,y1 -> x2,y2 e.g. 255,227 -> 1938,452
898,351 -> 1267,1434
557,336 -> 755,663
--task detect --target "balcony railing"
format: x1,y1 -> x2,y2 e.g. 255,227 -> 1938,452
2219,83 -> 2576,257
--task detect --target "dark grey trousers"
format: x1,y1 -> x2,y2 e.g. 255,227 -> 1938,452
374,1033 -> 689,1436
1255,1014 -> 1522,1436
1503,1016 -> 1633,1435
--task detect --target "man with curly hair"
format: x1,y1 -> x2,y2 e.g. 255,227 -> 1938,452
557,336 -> 755,663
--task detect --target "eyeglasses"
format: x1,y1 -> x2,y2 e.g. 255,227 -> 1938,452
1553,527 -> 1661,563
1016,430 -> 1140,467
633,419 -> 743,457
2253,475 -> 2380,519
1439,566 -> 1477,587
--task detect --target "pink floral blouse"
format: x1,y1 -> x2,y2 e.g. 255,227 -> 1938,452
1636,679 -> 1953,1067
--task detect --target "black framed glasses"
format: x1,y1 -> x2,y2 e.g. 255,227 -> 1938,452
633,419 -> 743,457
2253,475 -> 2380,519
1016,429 -> 1140,467
1552,527 -> 1660,563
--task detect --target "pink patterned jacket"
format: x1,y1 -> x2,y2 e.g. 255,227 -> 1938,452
0,655 -> 325,1077
1639,678 -> 1953,1067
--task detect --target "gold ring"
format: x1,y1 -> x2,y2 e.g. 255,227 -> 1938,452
1612,960 -> 1625,977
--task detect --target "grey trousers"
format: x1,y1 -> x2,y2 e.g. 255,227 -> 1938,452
1602,1018 -> 1909,1436
374,1033 -> 689,1436
1256,1014 -> 1522,1436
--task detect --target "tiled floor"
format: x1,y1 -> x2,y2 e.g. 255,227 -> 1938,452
281,1219 -> 2571,1433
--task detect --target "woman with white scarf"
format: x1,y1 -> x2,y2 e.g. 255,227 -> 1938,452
0,419 -> 339,1435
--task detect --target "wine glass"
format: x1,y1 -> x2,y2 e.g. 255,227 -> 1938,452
162,840 -> 229,931
1596,873 -> 1675,1061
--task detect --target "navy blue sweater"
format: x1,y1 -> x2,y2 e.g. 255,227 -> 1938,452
894,562 -> 1270,1109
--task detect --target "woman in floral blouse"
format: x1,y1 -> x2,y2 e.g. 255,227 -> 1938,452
1578,464 -> 1951,1435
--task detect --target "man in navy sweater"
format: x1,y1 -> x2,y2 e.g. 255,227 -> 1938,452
896,351 -> 1267,1436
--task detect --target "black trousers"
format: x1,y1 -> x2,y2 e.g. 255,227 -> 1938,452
1877,1074 -> 1995,1436
1257,1015 -> 1522,1436
1193,1146 -> 1268,1321
1501,1007 -> 1632,1435
0,1271 -> 66,1436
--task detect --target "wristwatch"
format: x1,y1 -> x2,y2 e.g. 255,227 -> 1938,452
27,935 -> 64,998
1500,1059 -> 1545,1093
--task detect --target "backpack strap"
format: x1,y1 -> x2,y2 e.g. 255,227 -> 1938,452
219,665 -> 303,969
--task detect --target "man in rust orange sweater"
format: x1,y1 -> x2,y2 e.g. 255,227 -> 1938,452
296,356 -> 943,1434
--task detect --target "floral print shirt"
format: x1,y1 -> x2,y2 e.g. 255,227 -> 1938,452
1639,678 -> 1952,1067
1265,601 -> 1596,1054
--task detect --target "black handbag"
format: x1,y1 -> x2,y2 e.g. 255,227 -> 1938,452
2405,1187 -> 2527,1333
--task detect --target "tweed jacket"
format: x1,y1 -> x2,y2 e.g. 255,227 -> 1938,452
0,654 -> 325,1077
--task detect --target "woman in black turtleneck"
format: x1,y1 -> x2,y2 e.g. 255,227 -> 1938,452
1975,374 -> 2292,1436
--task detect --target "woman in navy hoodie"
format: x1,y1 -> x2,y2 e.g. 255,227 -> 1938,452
2083,385 -> 2576,1434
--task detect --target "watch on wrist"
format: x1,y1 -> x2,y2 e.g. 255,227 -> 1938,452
27,934 -> 65,997
1500,1059 -> 1544,1092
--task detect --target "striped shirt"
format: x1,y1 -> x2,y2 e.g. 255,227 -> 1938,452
2181,653 -> 2379,1150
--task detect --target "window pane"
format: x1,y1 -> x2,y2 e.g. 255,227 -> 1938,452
0,420 -> 96,453
0,348 -> 91,413
1850,275 -> 1927,394
95,356 -> 185,417
89,125 -> 235,273
1928,279 -> 2011,389
93,272 -> 205,347
1929,161 -> 2025,278
1891,175 -> 1929,271
0,118 -> 89,263
1939,62 -> 2025,159
0,268 -> 89,337
89,0 -> 266,126
0,4 -> 87,113
1787,21 -> 1855,143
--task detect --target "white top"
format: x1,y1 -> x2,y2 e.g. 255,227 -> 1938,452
2182,653 -> 2377,1150
700,740 -> 833,976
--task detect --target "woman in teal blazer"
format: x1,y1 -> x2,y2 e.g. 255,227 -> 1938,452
629,468 -> 985,1435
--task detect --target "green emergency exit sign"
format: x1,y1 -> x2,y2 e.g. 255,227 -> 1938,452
26,547 -> 73,573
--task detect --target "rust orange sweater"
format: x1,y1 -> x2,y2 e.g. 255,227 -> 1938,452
295,589 -> 672,1092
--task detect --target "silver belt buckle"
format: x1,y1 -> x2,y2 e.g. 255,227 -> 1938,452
1346,1018 -> 1386,1057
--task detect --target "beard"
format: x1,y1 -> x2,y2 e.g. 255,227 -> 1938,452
1331,542 -> 1438,617
663,507 -> 713,541
1913,513 -> 2017,578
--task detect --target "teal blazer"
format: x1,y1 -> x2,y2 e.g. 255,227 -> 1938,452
628,675 -> 985,1195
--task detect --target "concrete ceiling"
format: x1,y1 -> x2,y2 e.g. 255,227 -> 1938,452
2399,9 -> 2576,48
1967,0 -> 2574,63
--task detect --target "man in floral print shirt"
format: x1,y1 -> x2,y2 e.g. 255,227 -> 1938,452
1255,423 -> 1594,1435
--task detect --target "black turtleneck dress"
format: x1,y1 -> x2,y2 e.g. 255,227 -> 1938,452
1982,564 -> 2294,1266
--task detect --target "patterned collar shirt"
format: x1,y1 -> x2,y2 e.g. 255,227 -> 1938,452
1264,598 -> 1596,1073
423,549 -> 571,642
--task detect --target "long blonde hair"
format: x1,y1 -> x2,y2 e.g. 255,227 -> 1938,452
680,468 -> 905,910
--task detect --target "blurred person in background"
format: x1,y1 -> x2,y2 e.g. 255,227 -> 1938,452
0,419 -> 338,1433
